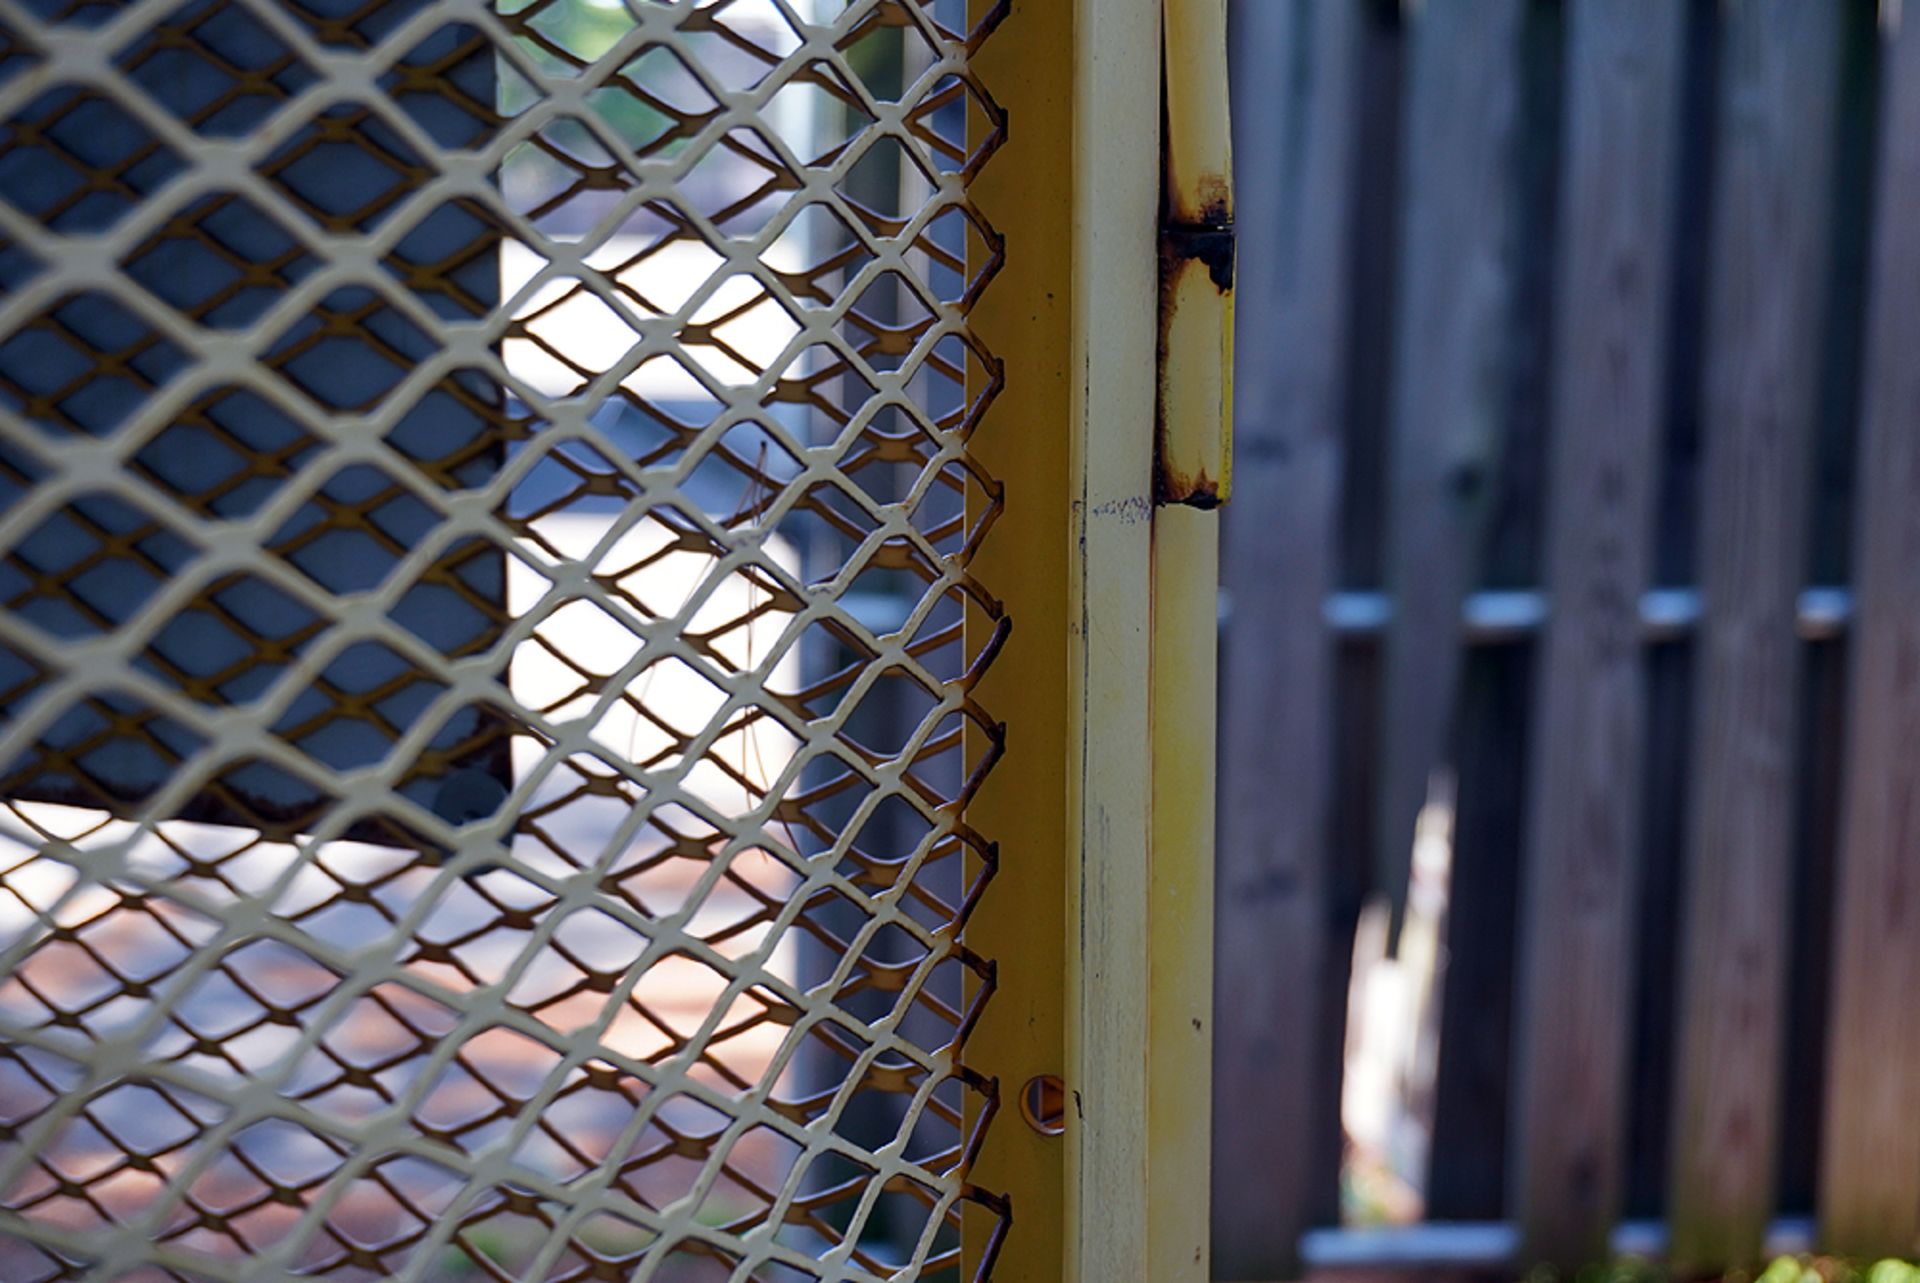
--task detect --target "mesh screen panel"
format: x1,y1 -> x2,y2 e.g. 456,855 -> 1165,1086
0,0 -> 1012,1277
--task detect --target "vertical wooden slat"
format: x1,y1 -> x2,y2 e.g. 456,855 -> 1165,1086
1210,1 -> 1359,1277
1375,0 -> 1525,945
1820,0 -> 1920,1257
1510,0 -> 1685,1268
1668,1 -> 1843,1270
1428,0 -> 1564,1220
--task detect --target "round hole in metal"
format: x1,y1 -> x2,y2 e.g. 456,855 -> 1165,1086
1020,1074 -> 1067,1136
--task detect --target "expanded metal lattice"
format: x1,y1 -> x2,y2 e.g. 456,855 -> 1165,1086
0,0 -> 1011,1277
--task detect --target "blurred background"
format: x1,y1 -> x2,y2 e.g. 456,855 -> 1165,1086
1211,0 -> 1920,1280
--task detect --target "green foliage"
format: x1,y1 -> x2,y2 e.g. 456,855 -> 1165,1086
502,0 -> 674,152
1522,1254 -> 1920,1283
1864,1259 -> 1920,1283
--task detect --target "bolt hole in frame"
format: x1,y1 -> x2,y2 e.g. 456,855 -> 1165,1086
1016,1076 -> 1064,1139
0,0 -> 1071,1279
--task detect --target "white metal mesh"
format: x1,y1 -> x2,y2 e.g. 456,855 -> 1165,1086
0,0 -> 1012,1277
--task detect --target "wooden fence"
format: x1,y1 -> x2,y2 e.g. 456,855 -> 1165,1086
1212,0 -> 1920,1277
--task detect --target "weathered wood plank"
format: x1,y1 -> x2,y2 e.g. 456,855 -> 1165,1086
1509,0 -> 1686,1268
1210,1 -> 1361,1277
1373,0 -> 1525,947
1426,0 -> 1563,1219
1819,0 -> 1920,1257
1667,1 -> 1843,1270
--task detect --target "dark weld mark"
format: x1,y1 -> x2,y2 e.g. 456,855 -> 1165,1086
1160,223 -> 1235,293
1156,465 -> 1224,509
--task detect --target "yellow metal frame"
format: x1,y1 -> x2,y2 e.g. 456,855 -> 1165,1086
1160,0 -> 1236,507
969,0 -> 1229,1276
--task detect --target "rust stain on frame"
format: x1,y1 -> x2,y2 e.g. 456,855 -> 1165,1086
1156,227 -> 1235,508
1157,0 -> 1234,508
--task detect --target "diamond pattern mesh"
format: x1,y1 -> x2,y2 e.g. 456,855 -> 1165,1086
0,0 -> 1012,1277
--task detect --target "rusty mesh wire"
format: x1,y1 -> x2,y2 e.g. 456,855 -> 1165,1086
0,0 -> 1012,1277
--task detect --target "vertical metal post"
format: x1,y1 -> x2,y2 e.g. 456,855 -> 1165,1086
970,0 -> 1227,1275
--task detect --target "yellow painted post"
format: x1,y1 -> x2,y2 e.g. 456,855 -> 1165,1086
968,0 -> 1228,1275
966,0 -> 1076,1277
1149,504 -> 1221,1282
1063,0 -> 1164,1272
1159,0 -> 1235,507
1152,0 -> 1230,1279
